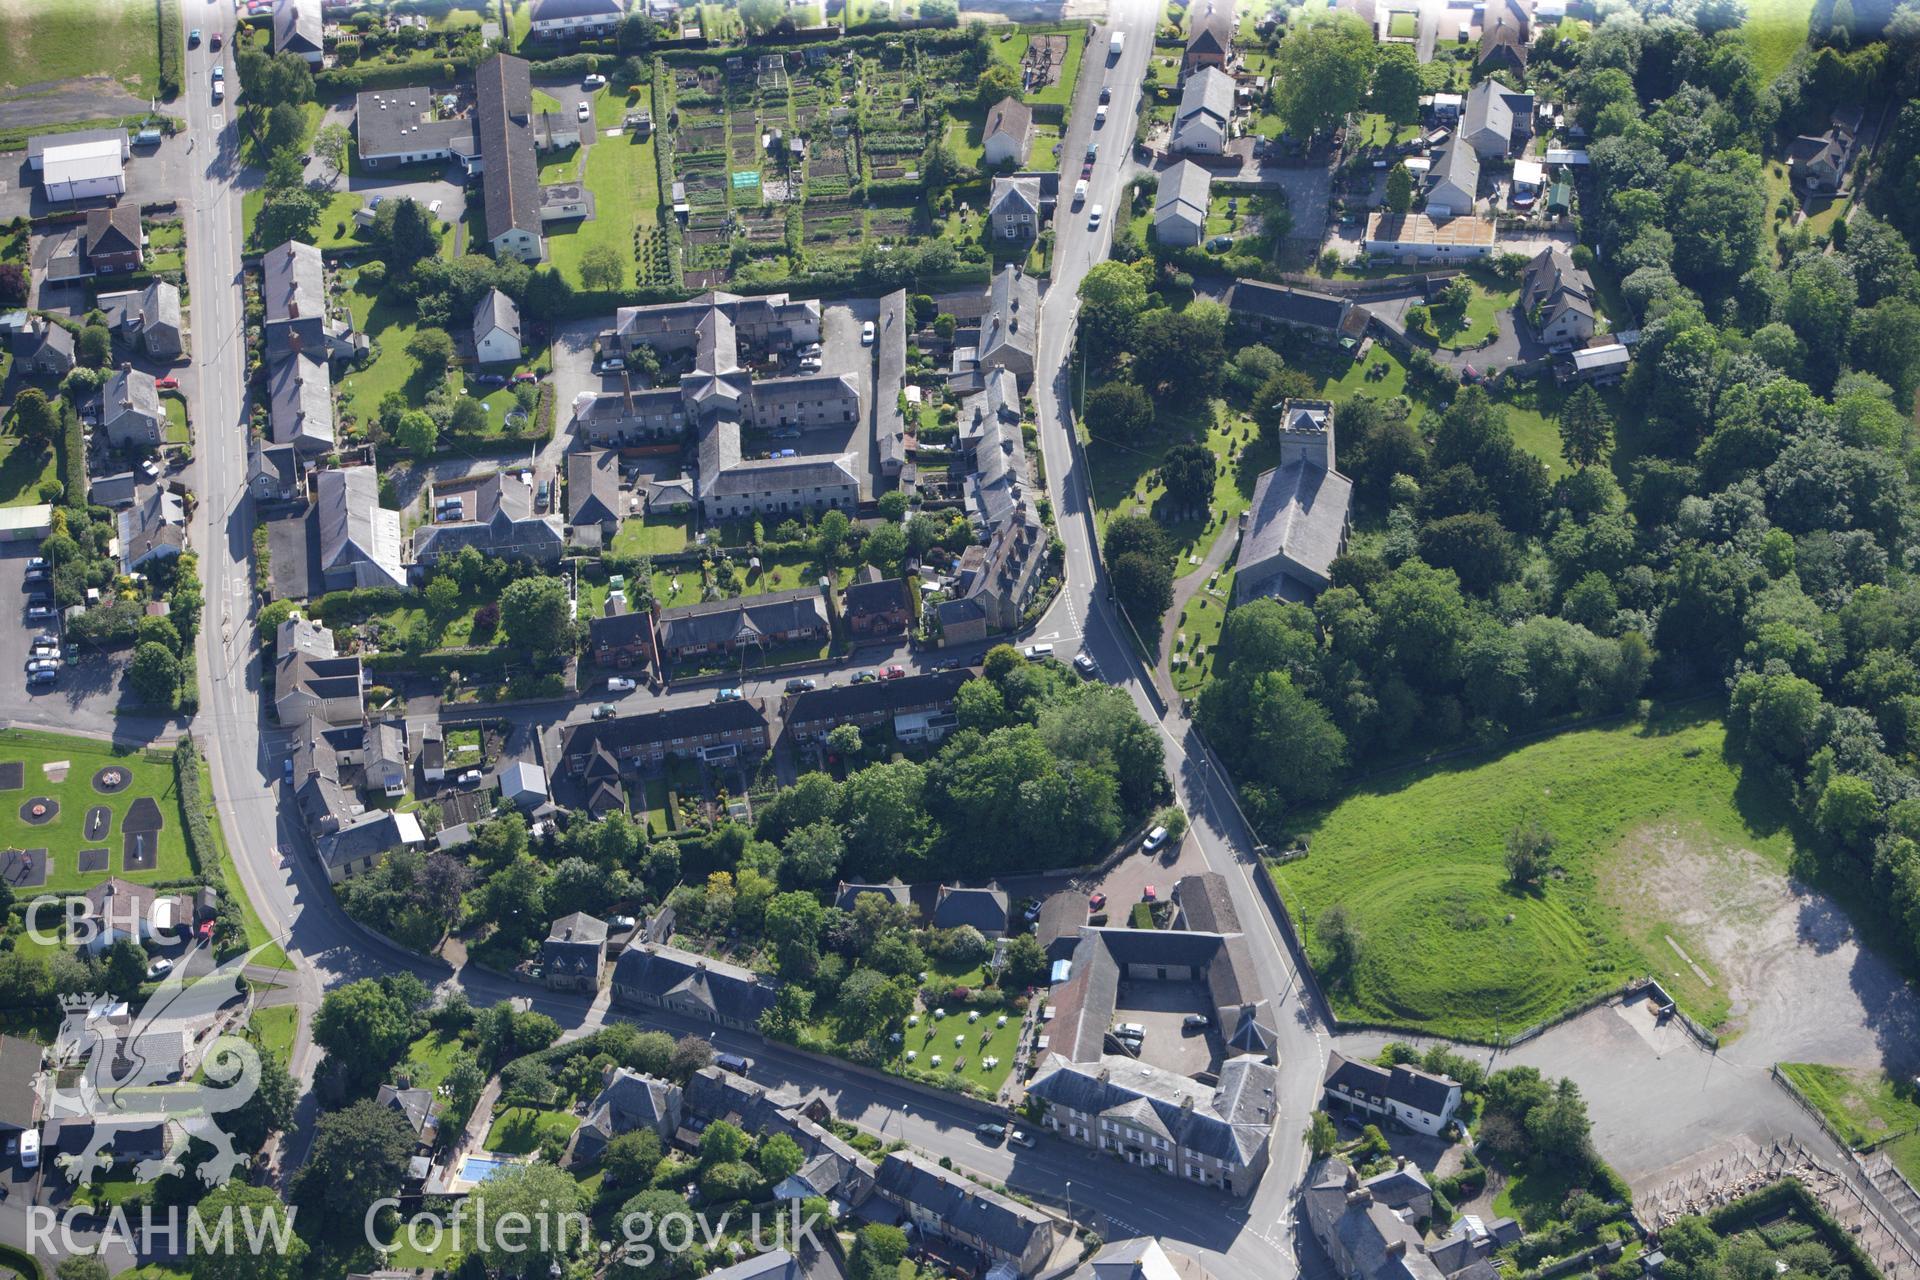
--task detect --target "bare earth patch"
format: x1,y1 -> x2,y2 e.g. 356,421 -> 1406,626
1604,822 -> 1920,1072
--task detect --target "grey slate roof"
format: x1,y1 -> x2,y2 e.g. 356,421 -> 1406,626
704,452 -> 858,499
1026,1053 -> 1277,1165
612,942 -> 778,1025
90,471 -> 141,509
1323,1051 -> 1459,1117
704,1252 -> 803,1280
0,1036 -> 41,1130
101,366 -> 162,437
475,54 -> 541,242
575,1067 -> 682,1158
543,910 -> 608,978
261,240 -> 325,337
876,1149 -> 1057,1260
118,486 -> 186,568
834,879 -> 913,912
977,265 -> 1038,372
473,287 -> 522,350
317,466 -> 407,588
1429,135 -> 1481,204
1227,280 -> 1352,332
1173,872 -> 1240,934
932,884 -> 1010,933
273,0 -> 322,55
318,809 -> 424,871
984,97 -> 1032,152
787,669 -> 971,732
412,472 -> 564,562
531,0 -> 625,19
567,448 -> 622,527
376,1083 -> 437,1144
1176,67 -> 1234,135
1237,460 -> 1352,596
1188,0 -> 1234,56
655,587 -> 828,653
269,350 -> 334,453
561,699 -> 767,765
1154,159 -> 1212,230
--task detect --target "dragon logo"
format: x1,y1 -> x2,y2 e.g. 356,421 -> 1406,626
49,944 -> 272,1189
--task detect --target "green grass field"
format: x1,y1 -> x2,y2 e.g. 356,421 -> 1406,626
0,729 -> 190,894
1744,0 -> 1814,82
1270,710 -> 1800,1040
247,1004 -> 298,1064
988,26 -> 1087,109
0,435 -> 57,507
1779,1063 -> 1920,1149
485,1106 -> 580,1155
403,1029 -> 469,1092
546,131 -> 661,290
0,0 -> 165,102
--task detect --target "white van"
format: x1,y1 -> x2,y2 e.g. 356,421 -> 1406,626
1023,643 -> 1054,660
20,1128 -> 39,1169
1074,178 -> 1088,205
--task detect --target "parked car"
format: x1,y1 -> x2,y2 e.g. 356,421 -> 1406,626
1088,204 -> 1104,229
607,676 -> 637,692
283,758 -> 294,786
474,372 -> 508,387
146,959 -> 173,980
25,557 -> 46,571
25,659 -> 59,675
1099,84 -> 1112,104
881,664 -> 905,679
975,1122 -> 1007,1143
609,914 -> 637,931
771,427 -> 801,439
26,605 -> 55,622
26,670 -> 55,688
512,371 -> 539,384
1183,1014 -> 1212,1031
1008,1128 -> 1037,1149
861,320 -> 876,345
1022,643 -> 1054,660
1088,891 -> 1107,910
457,769 -> 483,785
1142,824 -> 1169,852
592,703 -> 617,720
1073,652 -> 1097,677
586,73 -> 608,87
785,677 -> 817,693
576,101 -> 590,121
1096,104 -> 1108,127
599,357 -> 626,372
24,567 -> 48,583
1081,160 -> 1094,180
1114,1022 -> 1146,1042
714,687 -> 744,702
713,1052 -> 753,1076
851,669 -> 877,683
1073,178 -> 1088,205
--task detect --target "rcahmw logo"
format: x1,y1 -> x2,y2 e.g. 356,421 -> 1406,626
29,1204 -> 301,1259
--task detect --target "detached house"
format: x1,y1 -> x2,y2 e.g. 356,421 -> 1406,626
317,466 -> 407,591
1172,68 -> 1234,156
1787,111 -> 1859,194
543,911 -> 609,992
1153,160 -> 1211,247
98,281 -> 182,359
117,487 -> 186,573
1460,78 -> 1532,159
989,173 -> 1056,242
982,97 -> 1034,168
84,206 -> 143,275
570,1067 -> 683,1166
1184,0 -> 1234,72
1519,246 -> 1595,347
11,318 -> 75,378
611,942 -> 778,1029
932,884 -> 1010,937
98,367 -> 165,450
473,288 -> 523,364
1321,1051 -> 1463,1135
272,0 -> 324,64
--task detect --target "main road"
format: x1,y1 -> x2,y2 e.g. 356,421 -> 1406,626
170,4 -> 1309,1280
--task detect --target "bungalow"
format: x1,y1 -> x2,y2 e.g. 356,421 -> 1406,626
1171,68 -> 1234,155
874,1150 -> 1060,1277
1226,280 -> 1369,347
1321,1050 -> 1462,1135
982,97 -> 1034,169
611,942 -> 778,1029
543,911 -> 609,992
1153,160 -> 1211,248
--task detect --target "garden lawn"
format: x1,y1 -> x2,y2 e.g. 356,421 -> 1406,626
989,26 -> 1087,109
403,1030 -> 468,1092
895,1001 -> 1022,1096
610,512 -> 694,556
0,0 -> 164,102
1412,277 -> 1515,350
0,729 -> 192,893
336,271 -> 437,432
1269,710 -> 1801,1041
0,436 -> 57,507
1777,1064 -> 1920,1151
485,1106 -> 581,1155
546,132 -> 660,289
1170,569 -> 1233,697
1388,11 -> 1417,37
163,396 -> 189,445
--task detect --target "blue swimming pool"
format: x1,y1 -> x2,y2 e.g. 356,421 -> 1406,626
460,1156 -> 509,1182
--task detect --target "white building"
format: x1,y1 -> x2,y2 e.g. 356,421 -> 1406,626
40,139 -> 126,203
472,288 -> 523,365
1321,1052 -> 1462,1136
529,0 -> 626,38
1171,67 -> 1234,156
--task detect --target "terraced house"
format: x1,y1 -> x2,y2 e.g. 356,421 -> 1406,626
559,699 -> 770,772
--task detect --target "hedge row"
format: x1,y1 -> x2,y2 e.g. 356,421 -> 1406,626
59,402 -> 86,511
173,736 -> 212,880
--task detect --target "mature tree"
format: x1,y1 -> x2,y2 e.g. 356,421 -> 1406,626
781,822 -> 844,886
667,1033 -> 713,1079
1269,14 -> 1376,139
406,328 -> 454,380
920,136 -> 959,190
756,1132 -> 805,1183
466,1162 -> 587,1277
263,102 -> 306,153
975,62 -> 1022,111
1307,1110 -> 1339,1158
1525,1077 -> 1594,1170
1316,903 -> 1363,982
500,575 -> 574,656
128,642 -> 181,705
292,1099 -> 414,1226
864,521 -> 907,571
381,197 -> 439,267
101,938 -> 147,1000
825,722 -> 864,760
1077,260 -> 1149,364
188,1183 -> 306,1280
1504,820 -> 1556,888
1133,304 -> 1225,399
256,185 -> 327,247
1852,298 -> 1920,407
1111,550 -> 1174,622
313,122 -> 350,179
850,1225 -> 910,1280
1156,441 -> 1217,511
77,323 -> 111,369
1002,931 -> 1049,989
580,243 -> 626,290
1372,44 -> 1422,122
1783,252 -> 1859,389
57,1260 -> 110,1280
1418,512 -> 1515,596
313,977 -> 419,1089
1557,386 -> 1614,470
394,409 -> 437,453
699,1119 -> 751,1165
1384,163 -> 1414,215
1086,380 -> 1155,441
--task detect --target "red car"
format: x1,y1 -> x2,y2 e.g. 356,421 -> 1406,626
512,371 -> 538,384
1081,161 -> 1094,180
210,31 -> 222,49
881,664 -> 906,679
1088,892 -> 1106,910
154,376 -> 179,390
1142,885 -> 1157,901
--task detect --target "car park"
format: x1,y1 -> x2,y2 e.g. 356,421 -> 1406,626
592,703 -> 617,720
607,676 -> 637,692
